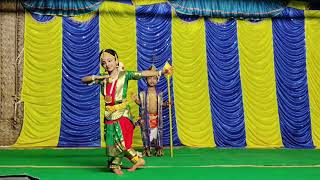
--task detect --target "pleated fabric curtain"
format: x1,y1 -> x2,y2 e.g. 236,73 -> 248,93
205,19 -> 246,147
15,2 -> 320,149
20,0 -> 104,16
135,3 -> 181,146
305,11 -> 320,148
168,0 -> 287,18
99,1 -> 140,147
237,19 -> 282,148
272,8 -> 314,148
14,14 -> 63,147
58,14 -> 101,147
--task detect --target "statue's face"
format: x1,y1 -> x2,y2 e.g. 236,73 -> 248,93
100,52 -> 118,72
146,76 -> 158,87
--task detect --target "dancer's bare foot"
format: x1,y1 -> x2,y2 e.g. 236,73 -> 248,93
112,168 -> 124,175
128,159 -> 145,172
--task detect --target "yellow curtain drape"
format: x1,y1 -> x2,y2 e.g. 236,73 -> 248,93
237,19 -> 282,148
99,1 -> 142,147
287,1 -> 308,10
132,0 -> 167,6
14,13 -> 63,147
305,11 -> 320,148
70,11 -> 97,23
172,14 -> 215,147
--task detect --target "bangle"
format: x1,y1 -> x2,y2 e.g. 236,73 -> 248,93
92,75 -> 95,81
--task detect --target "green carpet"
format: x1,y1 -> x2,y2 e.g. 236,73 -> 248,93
1,147 -> 320,179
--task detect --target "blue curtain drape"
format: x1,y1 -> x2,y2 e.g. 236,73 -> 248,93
31,13 -> 55,22
205,19 -> 246,147
136,3 -> 181,146
175,11 -> 199,22
58,14 -> 101,147
272,8 -> 314,148
109,0 -> 133,5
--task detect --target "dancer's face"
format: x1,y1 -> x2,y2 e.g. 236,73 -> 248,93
100,52 -> 118,72
147,76 -> 158,87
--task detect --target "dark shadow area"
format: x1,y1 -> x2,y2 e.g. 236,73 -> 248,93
0,175 -> 39,180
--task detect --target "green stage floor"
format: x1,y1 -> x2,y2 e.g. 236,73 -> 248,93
0,147 -> 320,179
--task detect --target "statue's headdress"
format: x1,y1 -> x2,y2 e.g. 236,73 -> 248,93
145,64 -> 160,82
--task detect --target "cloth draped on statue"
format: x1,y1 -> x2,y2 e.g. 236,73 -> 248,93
137,90 -> 164,149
